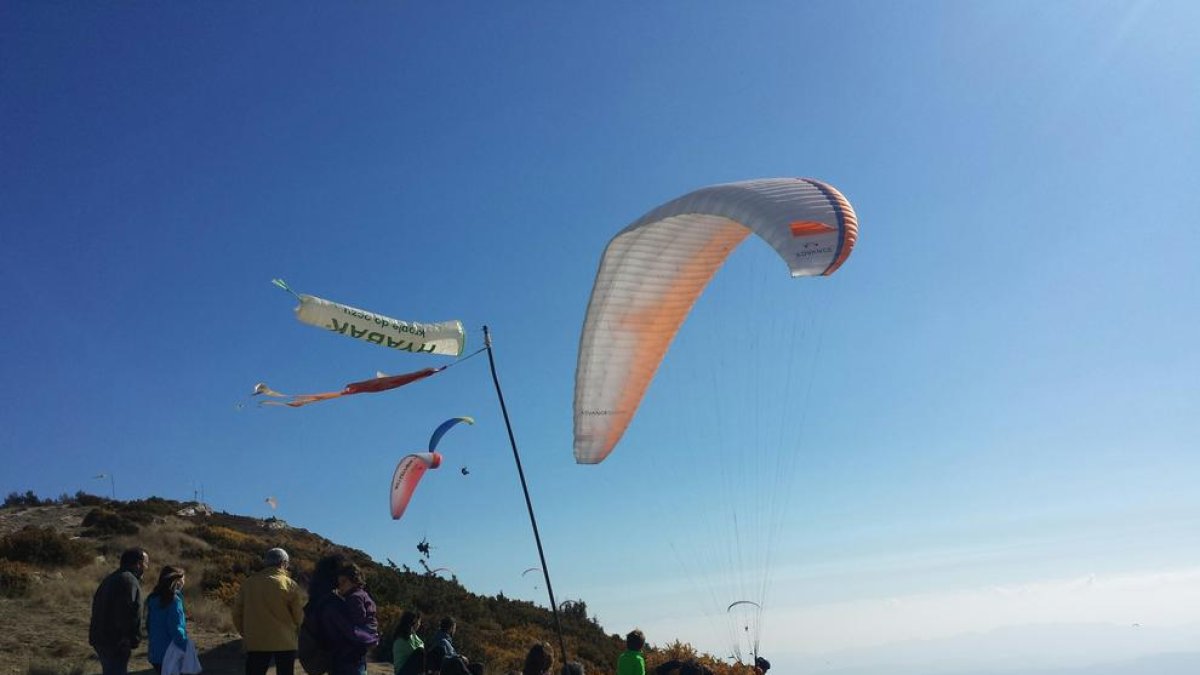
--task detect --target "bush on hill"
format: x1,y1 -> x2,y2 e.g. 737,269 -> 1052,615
0,526 -> 93,568
0,559 -> 35,597
3,490 -> 55,508
119,497 -> 180,519
70,491 -> 110,507
81,508 -> 140,536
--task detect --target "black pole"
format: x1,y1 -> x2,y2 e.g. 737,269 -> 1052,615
483,325 -> 569,665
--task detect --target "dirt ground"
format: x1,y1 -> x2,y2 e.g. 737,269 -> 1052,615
3,637 -> 395,675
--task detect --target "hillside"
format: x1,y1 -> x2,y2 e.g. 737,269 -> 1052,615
0,492 -> 731,675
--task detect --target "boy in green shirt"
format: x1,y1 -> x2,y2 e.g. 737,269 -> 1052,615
616,629 -> 646,675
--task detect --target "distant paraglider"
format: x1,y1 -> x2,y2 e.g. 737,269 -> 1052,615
726,601 -> 764,663
726,600 -> 762,612
390,417 -> 475,521
429,417 -> 474,452
390,453 -> 442,521
92,472 -> 116,499
522,566 -> 543,590
265,496 -> 278,510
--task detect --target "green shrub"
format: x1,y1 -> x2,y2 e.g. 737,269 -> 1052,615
3,490 -> 52,508
120,497 -> 180,519
0,527 -> 92,568
0,559 -> 35,597
72,491 -> 110,507
82,509 -> 140,536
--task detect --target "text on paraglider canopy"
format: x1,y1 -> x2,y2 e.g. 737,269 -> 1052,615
794,244 -> 834,258
327,319 -> 438,353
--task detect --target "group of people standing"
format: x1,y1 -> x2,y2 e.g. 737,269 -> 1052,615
88,547 -> 200,675
88,546 -> 380,675
89,547 -> 763,675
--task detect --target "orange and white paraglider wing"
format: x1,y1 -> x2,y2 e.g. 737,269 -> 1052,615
390,452 -> 442,520
573,178 -> 858,464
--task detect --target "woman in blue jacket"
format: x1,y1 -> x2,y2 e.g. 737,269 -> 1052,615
145,566 -> 189,672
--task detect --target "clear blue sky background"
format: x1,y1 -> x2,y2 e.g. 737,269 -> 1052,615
2,2 -> 1198,671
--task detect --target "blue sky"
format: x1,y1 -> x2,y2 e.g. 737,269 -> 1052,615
2,2 -> 1198,672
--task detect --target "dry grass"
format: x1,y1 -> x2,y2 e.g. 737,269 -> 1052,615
23,659 -> 87,675
0,518 -> 232,674
187,594 -> 236,634
104,520 -> 211,563
27,565 -> 106,607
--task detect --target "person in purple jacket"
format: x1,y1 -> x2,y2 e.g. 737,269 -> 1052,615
319,562 -> 379,675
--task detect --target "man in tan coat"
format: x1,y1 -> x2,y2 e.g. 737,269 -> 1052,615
233,548 -> 305,675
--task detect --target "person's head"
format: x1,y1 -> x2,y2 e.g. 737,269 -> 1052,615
150,565 -> 185,607
398,610 -> 422,637
625,629 -> 645,652
264,547 -> 290,570
753,657 -> 770,674
335,563 -> 364,595
522,642 -> 553,675
119,547 -> 149,579
560,661 -> 585,675
439,616 -> 457,634
310,550 -> 351,595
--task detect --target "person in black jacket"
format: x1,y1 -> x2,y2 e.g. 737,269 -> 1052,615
89,547 -> 149,675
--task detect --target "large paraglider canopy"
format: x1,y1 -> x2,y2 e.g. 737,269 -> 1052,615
573,178 -> 858,464
572,177 -> 860,664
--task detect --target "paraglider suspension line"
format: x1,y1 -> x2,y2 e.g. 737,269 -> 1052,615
482,325 -> 569,665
